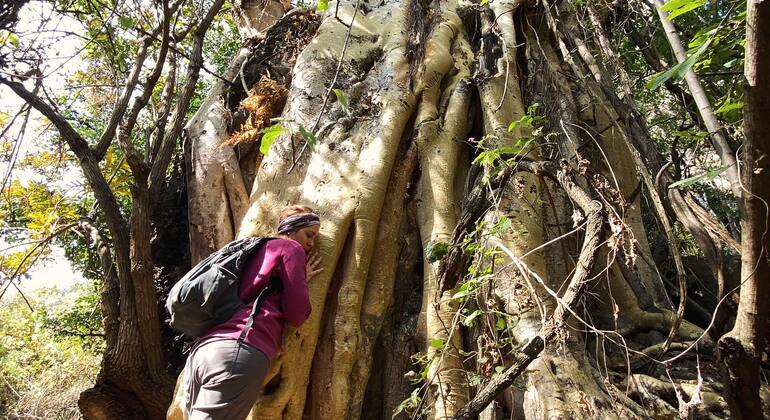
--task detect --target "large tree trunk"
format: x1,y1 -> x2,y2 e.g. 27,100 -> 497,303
167,1 -> 748,418
718,2 -> 770,419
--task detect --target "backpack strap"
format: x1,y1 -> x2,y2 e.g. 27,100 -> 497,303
237,275 -> 282,343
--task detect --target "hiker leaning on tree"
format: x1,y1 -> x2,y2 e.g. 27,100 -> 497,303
186,205 -> 322,420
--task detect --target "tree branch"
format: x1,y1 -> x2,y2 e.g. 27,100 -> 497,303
0,222 -> 78,309
114,0 -> 174,177
651,0 -> 741,198
148,0 -> 227,198
452,337 -> 544,420
148,51 -> 177,163
76,218 -> 120,351
0,75 -> 131,296
92,35 -> 153,160
719,2 -> 770,417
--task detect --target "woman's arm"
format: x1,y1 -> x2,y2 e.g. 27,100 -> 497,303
280,241 -> 312,327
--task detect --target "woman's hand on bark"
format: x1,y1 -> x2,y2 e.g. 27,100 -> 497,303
306,252 -> 323,281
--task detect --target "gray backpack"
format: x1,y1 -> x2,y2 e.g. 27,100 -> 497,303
166,237 -> 281,339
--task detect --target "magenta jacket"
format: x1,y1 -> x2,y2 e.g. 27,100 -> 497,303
201,238 -> 312,360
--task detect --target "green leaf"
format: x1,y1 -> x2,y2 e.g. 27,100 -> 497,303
660,0 -> 706,20
259,123 -> 284,155
332,88 -> 351,116
317,0 -> 329,12
463,309 -> 483,326
512,137 -> 534,154
508,115 -> 533,132
508,104 -> 546,132
426,241 -> 449,263
714,101 -> 743,115
299,126 -> 317,148
689,27 -> 719,49
393,388 -> 421,418
0,31 -> 20,47
452,286 -> 471,300
117,16 -> 135,29
472,150 -> 499,166
480,0 -> 489,5
495,317 -> 506,330
646,39 -> 711,91
672,130 -> 708,139
430,338 -> 446,349
668,166 -> 728,189
491,215 -> 512,234
472,138 -> 534,167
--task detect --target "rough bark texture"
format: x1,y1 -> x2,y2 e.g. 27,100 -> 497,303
718,2 -> 770,419
166,0 -> 753,419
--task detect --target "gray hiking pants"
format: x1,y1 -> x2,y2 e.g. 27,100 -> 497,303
186,338 -> 269,420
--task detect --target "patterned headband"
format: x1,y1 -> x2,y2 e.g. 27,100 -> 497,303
277,213 -> 320,235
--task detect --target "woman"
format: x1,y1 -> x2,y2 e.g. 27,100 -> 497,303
186,205 -> 322,420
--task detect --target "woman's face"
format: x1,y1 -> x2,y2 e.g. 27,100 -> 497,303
288,224 -> 320,253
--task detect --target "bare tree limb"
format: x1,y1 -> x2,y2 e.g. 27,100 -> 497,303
148,51 -> 177,164
452,337 -> 544,420
92,35 -> 153,161
652,0 -> 741,198
148,0 -> 227,198
114,0 -> 173,177
76,218 -> 120,351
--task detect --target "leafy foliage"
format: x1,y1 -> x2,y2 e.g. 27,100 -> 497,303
646,36 -> 712,91
669,165 -> 728,189
332,88 -> 351,117
0,291 -> 101,419
660,0 -> 707,20
425,241 -> 449,263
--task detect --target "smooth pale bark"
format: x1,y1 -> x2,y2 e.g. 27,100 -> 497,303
652,0 -> 741,198
718,2 -> 770,419
185,48 -> 252,263
239,4 -> 421,418
414,34 -> 474,418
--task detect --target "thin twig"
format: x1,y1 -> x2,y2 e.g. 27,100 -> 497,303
0,222 -> 79,308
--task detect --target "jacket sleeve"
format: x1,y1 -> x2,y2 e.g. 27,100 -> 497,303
280,241 -> 312,327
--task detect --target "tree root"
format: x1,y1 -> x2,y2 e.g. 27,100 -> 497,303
628,373 -> 729,419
